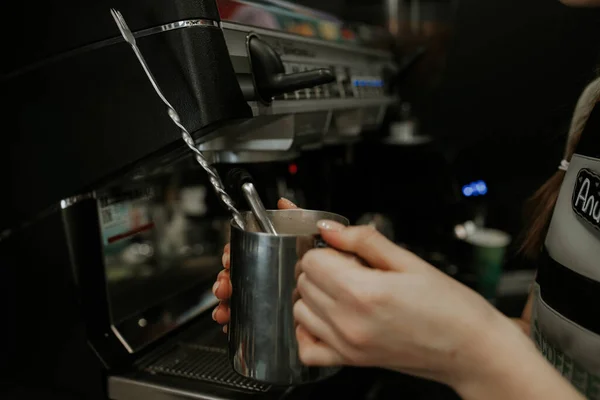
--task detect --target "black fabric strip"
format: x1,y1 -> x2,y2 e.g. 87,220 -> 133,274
536,249 -> 600,336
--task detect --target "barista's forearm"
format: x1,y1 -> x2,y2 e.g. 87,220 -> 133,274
511,288 -> 535,335
452,315 -> 583,400
511,317 -> 530,335
456,350 -> 584,400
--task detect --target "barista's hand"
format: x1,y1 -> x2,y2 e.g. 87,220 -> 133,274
293,221 -> 548,398
212,198 -> 298,329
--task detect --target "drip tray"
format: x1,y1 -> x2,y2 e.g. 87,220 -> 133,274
107,318 -> 378,400
145,344 -> 270,393
108,321 -> 284,400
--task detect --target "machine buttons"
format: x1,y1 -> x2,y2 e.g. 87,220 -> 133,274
274,62 -> 385,101
352,76 -> 384,97
248,36 -> 334,103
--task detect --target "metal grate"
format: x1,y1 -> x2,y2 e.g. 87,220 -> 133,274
145,344 -> 271,393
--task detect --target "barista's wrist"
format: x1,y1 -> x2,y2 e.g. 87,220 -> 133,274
449,313 -> 582,400
445,311 -> 528,396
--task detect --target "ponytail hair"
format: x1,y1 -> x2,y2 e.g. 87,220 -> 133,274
520,77 -> 600,259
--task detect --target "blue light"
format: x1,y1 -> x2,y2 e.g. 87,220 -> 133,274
353,79 -> 384,88
462,180 -> 488,197
470,183 -> 479,196
475,181 -> 487,193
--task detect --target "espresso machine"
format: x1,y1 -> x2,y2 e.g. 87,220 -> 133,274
0,1 -> 396,399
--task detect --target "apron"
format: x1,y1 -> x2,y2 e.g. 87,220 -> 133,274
533,102 -> 600,399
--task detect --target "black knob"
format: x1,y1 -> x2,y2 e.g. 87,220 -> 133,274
247,35 -> 335,103
226,168 -> 255,206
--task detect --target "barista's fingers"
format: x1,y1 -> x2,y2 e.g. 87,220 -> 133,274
213,274 -> 232,300
213,302 -> 230,325
217,269 -> 229,281
297,325 -> 344,366
222,248 -> 231,270
277,198 -> 298,210
292,288 -> 301,305
293,299 -> 338,345
295,237 -> 322,278
297,273 -> 336,321
296,237 -> 315,260
294,260 -> 304,280
319,223 -> 436,274
300,248 -> 367,299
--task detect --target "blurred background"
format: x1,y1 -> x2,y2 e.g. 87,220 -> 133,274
271,0 -> 600,247
217,0 -> 600,281
2,1 -> 600,399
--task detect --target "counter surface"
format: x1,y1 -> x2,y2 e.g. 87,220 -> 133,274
108,316 -> 460,400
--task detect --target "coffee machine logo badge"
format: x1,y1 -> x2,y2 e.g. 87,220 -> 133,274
572,168 -> 600,231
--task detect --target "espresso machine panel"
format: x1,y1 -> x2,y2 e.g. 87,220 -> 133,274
56,171 -> 220,364
196,22 -> 396,157
49,172 -> 281,399
2,1 -> 398,398
2,0 -> 252,233
2,6 -> 396,232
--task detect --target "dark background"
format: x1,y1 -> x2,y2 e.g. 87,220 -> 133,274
1,1 -> 599,399
294,0 -> 600,263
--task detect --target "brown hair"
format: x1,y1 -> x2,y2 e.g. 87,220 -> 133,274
520,77 -> 600,259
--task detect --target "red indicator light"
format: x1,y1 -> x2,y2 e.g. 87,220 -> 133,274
288,163 -> 298,175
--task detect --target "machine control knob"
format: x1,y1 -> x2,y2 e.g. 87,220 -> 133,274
247,35 -> 335,103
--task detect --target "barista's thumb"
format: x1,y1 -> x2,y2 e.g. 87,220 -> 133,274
316,220 -> 414,272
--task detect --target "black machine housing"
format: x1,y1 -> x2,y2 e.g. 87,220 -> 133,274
1,1 -> 396,398
2,0 -> 252,232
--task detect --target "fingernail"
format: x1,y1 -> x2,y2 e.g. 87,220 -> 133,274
212,280 -> 220,296
212,307 -> 218,321
222,252 -> 230,267
280,198 -> 297,207
317,220 -> 345,232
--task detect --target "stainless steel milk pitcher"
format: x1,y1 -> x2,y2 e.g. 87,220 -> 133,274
228,209 -> 349,385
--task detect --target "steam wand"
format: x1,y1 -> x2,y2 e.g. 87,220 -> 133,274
227,169 -> 277,234
109,8 -> 245,230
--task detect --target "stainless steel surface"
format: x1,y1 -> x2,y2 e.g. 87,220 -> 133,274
109,9 -> 246,230
202,150 -> 300,164
218,22 -> 397,151
59,193 -> 96,209
109,376 -> 229,400
148,18 -> 219,32
95,182 -> 226,354
241,183 -> 277,235
112,18 -> 219,45
228,209 -> 349,385
221,21 -> 392,58
200,99 -> 395,154
198,115 -> 295,152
